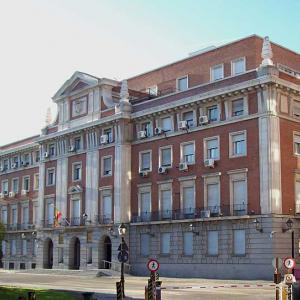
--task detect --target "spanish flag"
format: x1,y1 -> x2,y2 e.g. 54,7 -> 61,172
54,208 -> 62,227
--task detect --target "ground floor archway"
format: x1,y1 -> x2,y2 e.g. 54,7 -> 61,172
43,238 -> 53,269
99,235 -> 112,269
69,237 -> 80,270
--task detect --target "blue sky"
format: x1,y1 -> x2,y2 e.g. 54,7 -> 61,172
0,0 -> 299,145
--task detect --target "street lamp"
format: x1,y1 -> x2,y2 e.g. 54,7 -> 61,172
118,223 -> 127,298
282,218 -> 294,275
253,218 -> 263,233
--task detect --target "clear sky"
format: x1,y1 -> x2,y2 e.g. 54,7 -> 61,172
0,0 -> 299,145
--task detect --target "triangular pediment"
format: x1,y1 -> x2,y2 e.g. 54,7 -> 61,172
53,71 -> 99,101
68,185 -> 83,194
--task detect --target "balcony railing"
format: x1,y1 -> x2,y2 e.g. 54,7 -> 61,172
6,223 -> 35,231
131,204 -> 252,223
95,215 -> 113,225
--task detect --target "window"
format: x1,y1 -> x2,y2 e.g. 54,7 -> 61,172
207,183 -> 220,214
1,208 -> 7,224
71,199 -> 80,225
139,151 -> 151,171
177,76 -> 188,91
232,57 -> 246,75
58,248 -> 64,263
146,86 -> 158,96
3,159 -> 9,170
139,190 -> 151,221
22,239 -> 27,256
230,132 -> 246,157
207,105 -> 219,122
11,207 -> 17,225
211,64 -> 224,81
233,180 -> 247,215
12,156 -> 19,168
23,176 -> 30,191
205,137 -> 219,160
182,111 -> 194,127
182,184 -> 195,215
207,231 -> 218,256
233,229 -> 246,256
2,180 -> 8,194
160,233 -> 171,255
293,100 -> 300,118
33,204 -> 38,225
22,206 -> 29,227
33,174 -> 39,190
87,247 -> 92,264
232,99 -> 244,116
141,121 -> 152,137
102,156 -> 112,176
46,169 -> 55,186
102,192 -> 112,222
296,179 -> 300,213
10,240 -> 16,256
12,178 -> 19,193
46,201 -> 54,225
73,163 -> 82,181
160,188 -> 172,219
35,150 -> 40,163
161,116 -> 172,132
32,239 -> 37,256
49,144 -> 55,156
73,137 -> 81,151
183,232 -> 193,256
181,142 -> 195,164
103,128 -> 113,143
160,147 -> 172,167
2,240 -> 6,256
140,233 -> 150,256
24,153 -> 30,164
294,134 -> 300,155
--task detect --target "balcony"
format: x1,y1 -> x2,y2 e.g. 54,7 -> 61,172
6,223 -> 35,231
131,204 -> 252,223
95,215 -> 113,225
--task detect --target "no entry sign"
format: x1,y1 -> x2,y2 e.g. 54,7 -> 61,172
284,257 -> 296,270
147,259 -> 160,272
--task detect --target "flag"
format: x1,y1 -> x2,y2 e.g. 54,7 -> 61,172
54,208 -> 62,227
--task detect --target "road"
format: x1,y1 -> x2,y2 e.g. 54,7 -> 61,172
0,270 -> 274,300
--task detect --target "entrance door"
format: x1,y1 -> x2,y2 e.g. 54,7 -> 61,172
73,238 -> 80,270
104,236 -> 112,269
44,239 -> 53,269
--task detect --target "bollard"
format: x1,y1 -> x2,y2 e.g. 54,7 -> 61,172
156,281 -> 162,300
116,281 -> 123,300
28,291 -> 36,300
145,286 -> 148,300
82,292 -> 94,300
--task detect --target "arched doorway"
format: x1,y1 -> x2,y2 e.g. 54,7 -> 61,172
43,238 -> 53,269
69,237 -> 80,270
103,236 -> 112,269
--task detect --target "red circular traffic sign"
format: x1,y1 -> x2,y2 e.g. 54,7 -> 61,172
284,257 -> 296,270
147,259 -> 160,272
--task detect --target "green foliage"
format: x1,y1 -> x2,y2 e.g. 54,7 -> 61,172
0,222 -> 5,241
0,287 -> 76,300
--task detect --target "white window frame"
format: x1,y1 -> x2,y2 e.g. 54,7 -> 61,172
203,136 -> 220,160
1,180 -> 8,194
203,173 -> 221,211
176,75 -> 189,91
138,120 -> 153,137
224,96 -> 248,119
1,206 -> 7,225
33,173 -> 39,191
180,141 -> 195,165
180,109 -> 196,128
157,115 -> 174,132
210,64 -> 224,81
231,57 -> 246,76
293,132 -> 300,156
72,162 -> 82,181
46,168 -> 55,186
102,126 -> 114,143
295,172 -> 300,214
138,184 -> 152,217
180,179 -> 196,213
101,155 -> 113,177
139,150 -> 152,172
158,182 -> 173,219
12,178 -> 19,193
159,146 -> 173,168
292,99 -> 300,119
48,143 -> 56,157
146,85 -> 158,96
229,130 -> 247,158
100,188 -> 113,221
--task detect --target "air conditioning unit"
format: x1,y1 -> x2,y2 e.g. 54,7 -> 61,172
9,192 -> 15,198
11,163 -> 18,169
200,210 -> 211,218
21,189 -> 28,196
69,145 -> 75,152
139,171 -> 149,178
178,120 -> 188,130
0,193 -> 4,199
43,152 -> 49,159
158,166 -> 167,174
100,135 -> 108,144
179,162 -> 188,171
154,127 -> 163,135
137,131 -> 147,139
204,159 -> 215,168
199,115 -> 209,125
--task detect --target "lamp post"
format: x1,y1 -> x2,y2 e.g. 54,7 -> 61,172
118,223 -> 127,298
283,218 -> 294,275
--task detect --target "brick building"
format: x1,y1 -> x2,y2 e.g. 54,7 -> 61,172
0,35 -> 300,279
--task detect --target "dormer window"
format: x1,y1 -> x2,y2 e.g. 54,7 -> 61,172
177,76 -> 188,91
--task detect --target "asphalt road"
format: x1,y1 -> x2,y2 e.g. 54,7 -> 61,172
0,270 -> 274,300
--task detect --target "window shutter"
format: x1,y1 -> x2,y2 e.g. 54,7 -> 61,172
208,231 -> 218,255
183,232 -> 193,255
141,234 -> 150,256
234,230 -> 246,255
207,183 -> 219,208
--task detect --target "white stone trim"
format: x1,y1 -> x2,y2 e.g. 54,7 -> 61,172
229,130 -> 247,158
203,135 -> 220,161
